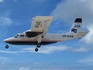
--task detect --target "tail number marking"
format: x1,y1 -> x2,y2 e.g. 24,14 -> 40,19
62,35 -> 74,38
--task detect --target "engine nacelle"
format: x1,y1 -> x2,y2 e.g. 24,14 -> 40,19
26,31 -> 43,37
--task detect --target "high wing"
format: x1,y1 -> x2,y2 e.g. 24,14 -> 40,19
31,16 -> 53,32
26,16 -> 53,37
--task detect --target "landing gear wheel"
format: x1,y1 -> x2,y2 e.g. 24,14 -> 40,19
37,43 -> 41,48
35,48 -> 38,52
5,45 -> 9,49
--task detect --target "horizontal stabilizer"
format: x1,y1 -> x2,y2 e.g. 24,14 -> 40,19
75,31 -> 89,38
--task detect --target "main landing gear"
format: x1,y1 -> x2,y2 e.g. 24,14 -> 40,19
5,44 -> 9,49
35,34 -> 42,52
35,43 -> 41,52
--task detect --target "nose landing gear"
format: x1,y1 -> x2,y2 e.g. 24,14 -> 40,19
5,45 -> 9,49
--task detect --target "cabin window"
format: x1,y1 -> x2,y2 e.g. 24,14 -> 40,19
20,35 -> 24,38
15,34 -> 27,38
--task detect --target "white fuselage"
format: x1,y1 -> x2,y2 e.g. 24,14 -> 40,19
3,32 -> 77,45
4,30 -> 88,45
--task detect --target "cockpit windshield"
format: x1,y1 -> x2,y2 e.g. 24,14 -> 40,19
14,34 -> 19,38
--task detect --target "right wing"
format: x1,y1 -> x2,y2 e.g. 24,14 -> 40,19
26,16 -> 53,37
31,16 -> 53,32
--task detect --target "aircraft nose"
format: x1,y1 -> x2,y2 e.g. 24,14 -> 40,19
3,37 -> 14,43
3,37 -> 13,43
3,39 -> 9,42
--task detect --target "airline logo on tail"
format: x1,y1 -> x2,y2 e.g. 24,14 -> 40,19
74,25 -> 80,28
70,18 -> 82,33
71,28 -> 77,33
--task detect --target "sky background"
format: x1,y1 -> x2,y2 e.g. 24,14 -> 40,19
0,0 -> 93,70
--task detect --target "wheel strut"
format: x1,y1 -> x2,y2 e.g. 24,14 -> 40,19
37,43 -> 41,48
35,43 -> 41,52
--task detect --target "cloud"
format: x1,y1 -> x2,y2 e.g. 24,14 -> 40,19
0,46 -> 70,54
0,50 -> 20,54
0,16 -> 12,26
81,25 -> 93,44
0,45 -> 92,54
51,0 -> 93,44
22,45 -> 93,54
22,45 -> 69,54
78,55 -> 93,65
51,0 -> 93,26
9,63 -> 93,70
69,46 -> 91,52
14,0 -> 17,2
0,56 -> 9,61
0,56 -> 9,64
19,67 -> 29,70
0,11 -> 13,39
0,0 -> 3,2
0,11 -> 13,27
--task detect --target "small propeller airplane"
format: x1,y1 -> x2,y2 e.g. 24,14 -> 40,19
3,16 -> 89,52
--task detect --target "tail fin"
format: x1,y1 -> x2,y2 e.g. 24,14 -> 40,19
70,18 -> 82,33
